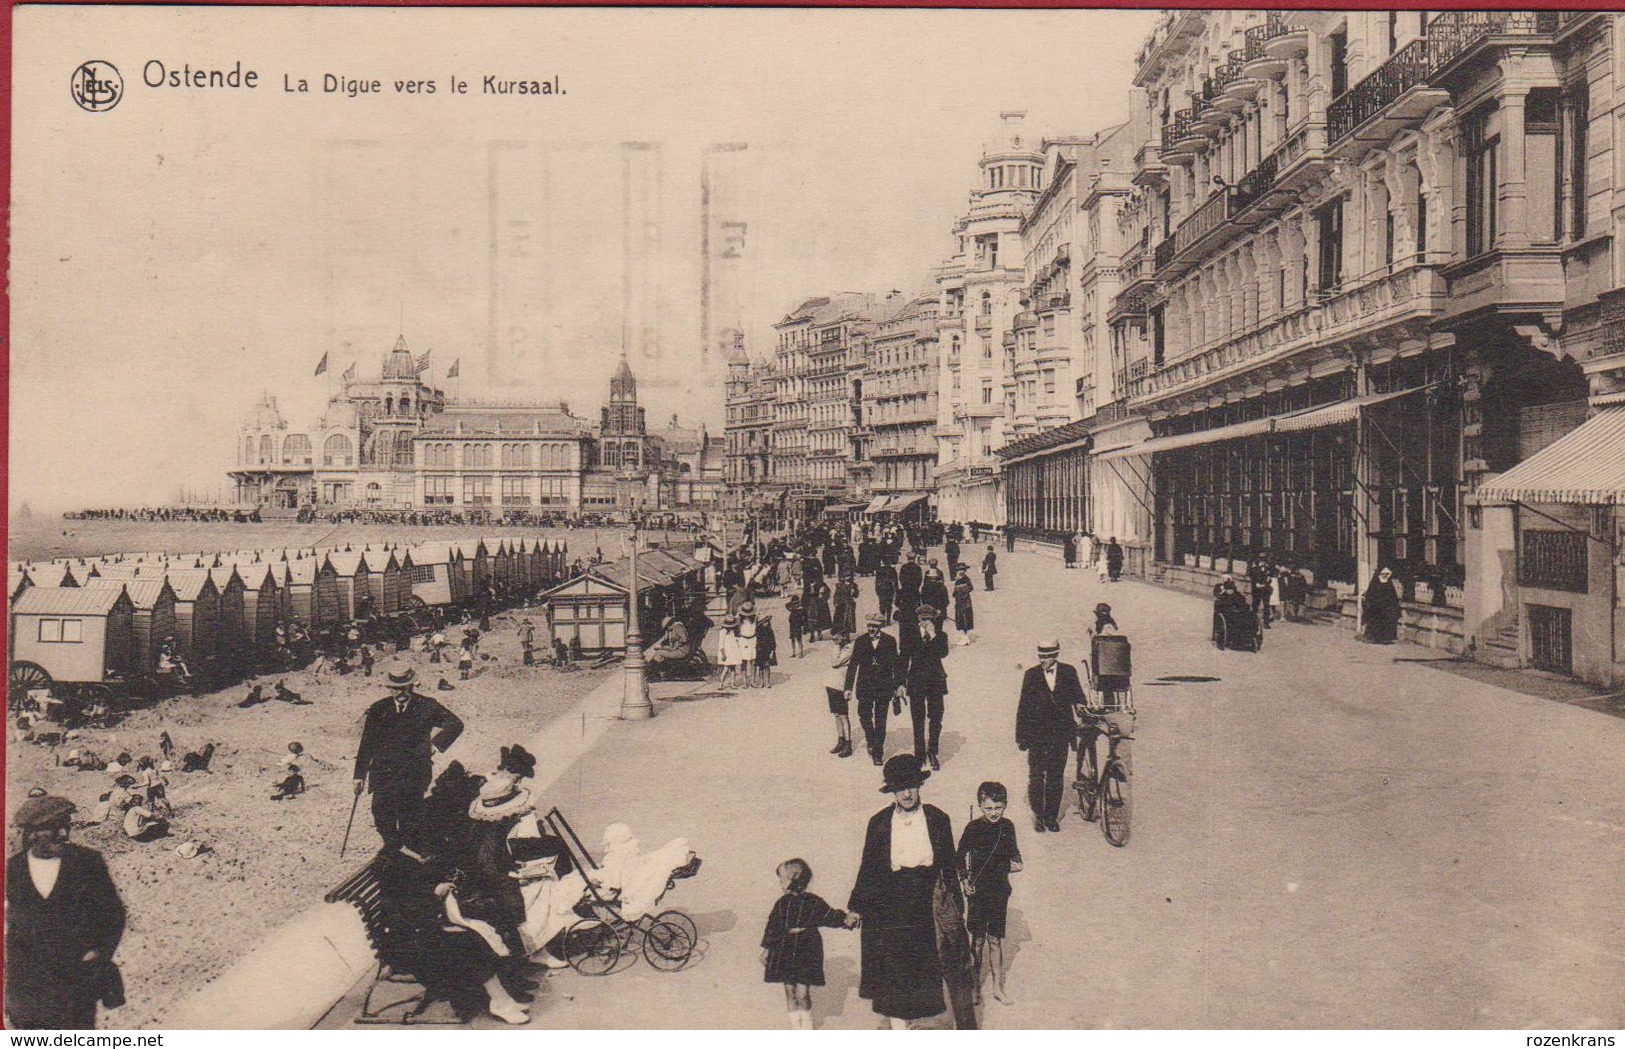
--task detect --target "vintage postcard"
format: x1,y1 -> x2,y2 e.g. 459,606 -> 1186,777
7,3 -> 1624,1035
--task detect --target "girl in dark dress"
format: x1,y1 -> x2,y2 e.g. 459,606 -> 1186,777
809,582 -> 833,642
833,576 -> 859,638
761,858 -> 849,1029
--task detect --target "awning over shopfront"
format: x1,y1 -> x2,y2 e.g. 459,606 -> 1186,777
887,493 -> 930,513
1477,409 -> 1625,505
864,496 -> 893,514
1098,386 -> 1433,460
1097,417 -> 1273,461
823,502 -> 867,516
1271,387 -> 1425,433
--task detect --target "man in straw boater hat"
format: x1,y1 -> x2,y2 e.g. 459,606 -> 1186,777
846,755 -> 975,1029
1015,639 -> 1085,834
5,794 -> 127,1029
354,666 -> 465,849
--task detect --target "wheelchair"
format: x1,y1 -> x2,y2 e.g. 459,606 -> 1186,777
1212,602 -> 1263,652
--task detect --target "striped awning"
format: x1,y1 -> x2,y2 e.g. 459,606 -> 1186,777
1477,408 -> 1625,505
1099,385 -> 1433,460
1272,387 -> 1426,433
864,496 -> 892,514
1097,416 -> 1273,461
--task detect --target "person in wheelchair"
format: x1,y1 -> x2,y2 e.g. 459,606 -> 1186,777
1212,578 -> 1254,649
646,615 -> 692,667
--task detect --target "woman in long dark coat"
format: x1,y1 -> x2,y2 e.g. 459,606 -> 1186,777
1362,566 -> 1402,644
847,756 -> 968,1028
832,576 -> 860,638
809,581 -> 833,641
951,568 -> 975,644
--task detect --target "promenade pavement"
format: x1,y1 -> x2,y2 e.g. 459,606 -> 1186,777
324,548 -> 1625,1030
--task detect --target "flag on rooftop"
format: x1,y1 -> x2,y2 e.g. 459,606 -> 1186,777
341,361 -> 357,381
313,351 -> 328,377
415,351 -> 431,373
447,359 -> 460,379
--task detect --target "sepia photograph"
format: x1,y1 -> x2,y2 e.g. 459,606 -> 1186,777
6,3 -> 1625,1034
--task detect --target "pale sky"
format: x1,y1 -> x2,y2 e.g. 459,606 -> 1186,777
10,5 -> 1158,512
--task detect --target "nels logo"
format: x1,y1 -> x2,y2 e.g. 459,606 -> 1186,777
70,60 -> 123,112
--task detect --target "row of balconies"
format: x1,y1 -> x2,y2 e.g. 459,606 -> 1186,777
1140,260 -> 1447,404
1327,11 -> 1559,146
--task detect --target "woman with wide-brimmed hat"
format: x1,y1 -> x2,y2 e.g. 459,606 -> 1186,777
846,755 -> 972,1029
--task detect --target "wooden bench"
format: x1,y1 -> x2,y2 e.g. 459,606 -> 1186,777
324,851 -> 466,1025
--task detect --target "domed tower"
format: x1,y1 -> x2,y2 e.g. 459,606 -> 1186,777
352,335 -> 445,470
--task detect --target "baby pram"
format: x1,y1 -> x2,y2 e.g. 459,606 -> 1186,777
539,808 -> 701,975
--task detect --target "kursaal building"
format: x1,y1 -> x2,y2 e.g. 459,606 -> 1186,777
229,338 -> 723,513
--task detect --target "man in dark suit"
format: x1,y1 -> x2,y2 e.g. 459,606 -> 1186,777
5,795 -> 126,1029
900,606 -> 951,770
981,547 -> 998,591
354,667 -> 465,848
847,755 -> 972,1029
1015,640 -> 1084,833
845,613 -> 902,766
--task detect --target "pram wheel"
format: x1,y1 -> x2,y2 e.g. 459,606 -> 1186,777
642,918 -> 696,972
563,918 -> 626,976
654,908 -> 697,947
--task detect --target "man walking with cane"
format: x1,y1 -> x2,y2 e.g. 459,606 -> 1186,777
353,666 -> 464,849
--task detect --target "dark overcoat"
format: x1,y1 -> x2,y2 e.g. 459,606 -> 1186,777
847,804 -> 959,1018
5,845 -> 126,1029
354,691 -> 465,796
845,630 -> 899,700
1015,663 -> 1085,750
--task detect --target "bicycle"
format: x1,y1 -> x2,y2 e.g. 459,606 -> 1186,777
1073,711 -> 1133,847
1072,631 -> 1135,847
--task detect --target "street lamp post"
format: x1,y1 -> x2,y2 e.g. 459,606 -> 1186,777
620,514 -> 654,719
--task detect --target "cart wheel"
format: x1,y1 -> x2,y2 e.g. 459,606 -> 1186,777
1100,762 -> 1131,848
563,918 -> 626,976
10,661 -> 52,701
642,919 -> 696,972
654,909 -> 698,950
78,683 -> 117,705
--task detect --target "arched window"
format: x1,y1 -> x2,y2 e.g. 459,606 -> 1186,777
980,292 -> 992,316
283,434 -> 313,465
385,396 -> 394,416
401,395 -> 411,415
603,443 -> 621,468
259,435 -> 273,464
243,436 -> 255,463
365,482 -> 383,505
323,433 -> 353,466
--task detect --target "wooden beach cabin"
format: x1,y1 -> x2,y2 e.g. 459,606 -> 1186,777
403,543 -> 462,608
324,551 -> 369,622
540,549 -> 703,655
85,577 -> 177,674
164,569 -> 221,660
281,559 -> 317,627
9,585 -> 136,688
358,548 -> 404,617
231,562 -> 282,650
208,566 -> 249,660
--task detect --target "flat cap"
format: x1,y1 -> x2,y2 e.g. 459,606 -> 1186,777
15,794 -> 76,829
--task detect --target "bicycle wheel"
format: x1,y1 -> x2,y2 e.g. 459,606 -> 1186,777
563,918 -> 626,976
1073,738 -> 1100,822
1100,760 -> 1131,847
642,919 -> 696,972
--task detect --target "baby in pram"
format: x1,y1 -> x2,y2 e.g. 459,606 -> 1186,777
586,823 -> 700,922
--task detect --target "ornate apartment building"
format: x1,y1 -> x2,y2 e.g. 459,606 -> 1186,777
864,293 -> 941,508
723,334 -> 777,506
934,113 -> 1046,527
1094,9 -> 1625,685
770,293 -> 876,515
